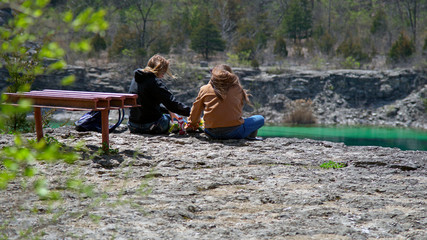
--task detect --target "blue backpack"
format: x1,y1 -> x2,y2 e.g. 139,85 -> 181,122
75,109 -> 125,133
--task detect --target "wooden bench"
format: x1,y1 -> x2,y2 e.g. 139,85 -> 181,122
4,89 -> 139,151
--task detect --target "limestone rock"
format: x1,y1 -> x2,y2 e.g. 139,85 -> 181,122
0,127 -> 426,239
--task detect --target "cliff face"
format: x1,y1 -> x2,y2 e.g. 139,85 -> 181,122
235,68 -> 427,129
239,69 -> 423,107
1,66 -> 426,129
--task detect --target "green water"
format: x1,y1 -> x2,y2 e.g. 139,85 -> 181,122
51,121 -> 427,151
258,126 -> 427,151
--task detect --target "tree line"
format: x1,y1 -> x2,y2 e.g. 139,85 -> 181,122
11,0 -> 427,68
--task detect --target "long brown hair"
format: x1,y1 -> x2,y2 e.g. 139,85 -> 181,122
209,64 -> 250,104
142,54 -> 172,78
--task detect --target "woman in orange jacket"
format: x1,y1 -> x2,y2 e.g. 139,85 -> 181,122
187,64 -> 264,140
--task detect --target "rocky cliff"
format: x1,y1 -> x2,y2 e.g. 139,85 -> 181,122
1,66 -> 426,129
235,68 -> 427,129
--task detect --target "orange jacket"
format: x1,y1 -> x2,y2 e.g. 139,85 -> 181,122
188,84 -> 245,129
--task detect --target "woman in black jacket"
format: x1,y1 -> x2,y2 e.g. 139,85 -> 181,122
128,55 -> 191,134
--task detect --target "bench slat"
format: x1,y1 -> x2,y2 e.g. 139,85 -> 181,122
41,90 -> 138,107
5,94 -> 101,109
42,89 -> 137,98
9,91 -> 111,100
6,90 -> 138,108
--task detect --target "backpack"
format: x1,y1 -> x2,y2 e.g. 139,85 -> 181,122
75,109 -> 125,133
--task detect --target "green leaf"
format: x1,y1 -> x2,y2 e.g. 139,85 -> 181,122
15,148 -> 33,162
33,139 -> 46,150
1,28 -> 11,39
61,75 -> 75,86
63,153 -> 79,164
3,159 -> 19,171
48,60 -> 67,71
70,40 -> 91,52
36,0 -> 49,8
24,166 -> 37,177
15,16 -> 33,29
37,144 -> 60,162
63,11 -> 73,23
72,8 -> 93,31
0,171 -> 16,189
39,42 -> 65,59
33,65 -> 44,75
17,84 -> 32,93
33,9 -> 43,18
36,186 -> 49,198
22,0 -> 32,9
4,99 -> 34,115
14,136 -> 23,146
34,178 -> 49,198
1,42 -> 10,51
85,10 -> 109,33
18,99 -> 32,110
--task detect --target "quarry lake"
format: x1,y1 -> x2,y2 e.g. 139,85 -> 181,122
51,119 -> 427,151
258,125 -> 427,151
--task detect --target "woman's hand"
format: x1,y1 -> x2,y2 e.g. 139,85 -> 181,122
185,123 -> 199,132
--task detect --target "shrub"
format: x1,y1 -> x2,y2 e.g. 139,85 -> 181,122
318,31 -> 335,55
3,112 -> 34,133
235,37 -> 255,53
310,56 -> 326,70
108,26 -> 139,58
265,66 -> 287,75
371,9 -> 387,35
1,51 -> 38,132
320,161 -> 346,169
389,32 -> 415,63
284,99 -> 316,124
292,44 -> 304,58
337,36 -> 369,62
341,56 -> 360,69
226,51 -> 252,67
90,33 -> 107,53
149,36 -> 172,55
190,13 -> 225,60
423,37 -> 427,55
274,37 -> 288,58
251,58 -> 260,68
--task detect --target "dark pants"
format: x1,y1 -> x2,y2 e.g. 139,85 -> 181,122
128,114 -> 171,134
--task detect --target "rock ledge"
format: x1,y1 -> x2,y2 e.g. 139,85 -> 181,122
0,126 -> 426,239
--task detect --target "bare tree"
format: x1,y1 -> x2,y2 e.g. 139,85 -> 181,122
395,0 -> 419,44
214,0 -> 241,44
121,0 -> 158,49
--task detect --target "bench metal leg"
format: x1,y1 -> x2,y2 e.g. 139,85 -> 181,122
34,107 -> 44,141
101,109 -> 109,151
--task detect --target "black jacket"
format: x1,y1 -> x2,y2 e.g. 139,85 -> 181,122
128,69 -> 191,124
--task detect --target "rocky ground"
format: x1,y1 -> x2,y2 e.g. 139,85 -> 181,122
0,126 -> 426,239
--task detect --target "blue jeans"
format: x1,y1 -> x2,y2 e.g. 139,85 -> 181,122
128,114 -> 171,134
205,115 -> 264,139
